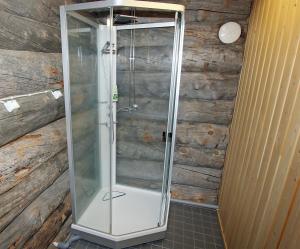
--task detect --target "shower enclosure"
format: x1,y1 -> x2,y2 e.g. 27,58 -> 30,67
60,1 -> 184,248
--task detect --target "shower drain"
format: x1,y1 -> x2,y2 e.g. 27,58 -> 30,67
102,191 -> 126,201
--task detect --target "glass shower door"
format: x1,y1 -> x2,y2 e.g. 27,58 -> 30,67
65,11 -> 112,234
114,25 -> 175,235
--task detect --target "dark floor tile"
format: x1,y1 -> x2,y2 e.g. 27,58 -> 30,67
173,242 -> 184,249
183,237 -> 194,247
204,242 -> 216,249
194,239 -> 205,248
67,202 -> 224,249
183,230 -> 194,239
162,239 -> 173,249
194,225 -> 205,234
139,244 -> 151,249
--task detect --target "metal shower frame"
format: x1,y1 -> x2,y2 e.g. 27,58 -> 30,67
60,1 -> 185,248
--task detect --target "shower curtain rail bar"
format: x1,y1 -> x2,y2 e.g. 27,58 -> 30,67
64,0 -> 184,12
116,21 -> 175,30
68,12 -> 98,28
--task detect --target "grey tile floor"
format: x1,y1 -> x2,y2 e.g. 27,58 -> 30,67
71,202 -> 224,249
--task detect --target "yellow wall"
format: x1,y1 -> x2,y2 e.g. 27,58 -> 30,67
218,0 -> 300,248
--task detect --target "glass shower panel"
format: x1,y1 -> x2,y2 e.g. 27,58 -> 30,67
115,26 -> 175,235
66,12 -> 111,234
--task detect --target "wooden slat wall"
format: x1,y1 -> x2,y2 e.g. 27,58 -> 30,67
219,0 -> 300,248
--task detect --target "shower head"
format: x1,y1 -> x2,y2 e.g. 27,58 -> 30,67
114,14 -> 137,24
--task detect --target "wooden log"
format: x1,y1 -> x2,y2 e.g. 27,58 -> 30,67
0,113 -> 97,231
71,109 -> 100,212
184,10 -> 198,23
184,22 -> 247,47
117,176 -> 162,190
73,132 -> 97,162
0,10 -> 60,52
0,118 -> 67,195
0,149 -> 68,232
0,91 -> 65,146
117,158 -> 221,189
117,141 -> 164,162
171,184 -> 218,205
0,110 -> 96,229
73,122 -> 98,179
0,90 -> 95,152
118,175 -> 218,205
69,53 -> 98,85
0,171 -> 70,249
178,99 -> 234,124
75,150 -> 99,181
117,141 -> 225,169
117,45 -> 173,72
117,176 -> 218,205
0,0 -> 79,28
117,21 -> 247,48
47,215 -> 72,249
179,72 -> 239,100
117,159 -> 163,182
0,50 -> 63,99
182,44 -> 244,73
117,71 -> 171,98
75,174 -> 100,218
176,122 -> 228,149
71,83 -> 98,112
186,0 -> 252,15
172,164 -> 221,189
118,97 -> 234,125
117,71 -> 239,100
117,44 -> 243,73
117,28 -> 175,48
0,0 -> 82,52
68,134 -> 99,216
23,194 -> 72,249
72,108 -> 98,139
192,9 -> 249,24
146,0 -> 188,5
175,145 -> 225,169
117,118 -> 166,144
117,118 -> 228,149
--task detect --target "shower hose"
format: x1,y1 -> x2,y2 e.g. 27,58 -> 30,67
52,235 -> 81,249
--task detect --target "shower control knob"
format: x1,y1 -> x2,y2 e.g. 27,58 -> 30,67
162,132 -> 172,142
162,131 -> 166,142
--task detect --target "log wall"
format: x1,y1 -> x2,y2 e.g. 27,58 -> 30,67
115,0 -> 251,205
219,0 -> 300,248
0,1 -> 80,248
0,0 -> 251,248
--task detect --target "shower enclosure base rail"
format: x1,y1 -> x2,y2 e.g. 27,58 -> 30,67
72,225 -> 166,249
72,184 -> 170,249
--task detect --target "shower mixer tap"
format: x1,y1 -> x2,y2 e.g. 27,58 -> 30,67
102,41 -> 116,54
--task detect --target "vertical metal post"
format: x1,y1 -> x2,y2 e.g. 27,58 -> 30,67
167,10 -> 185,214
109,6 -> 114,235
158,11 -> 179,226
159,11 -> 185,226
60,6 -> 78,222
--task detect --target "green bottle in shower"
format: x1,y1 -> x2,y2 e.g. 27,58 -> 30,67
112,84 -> 118,102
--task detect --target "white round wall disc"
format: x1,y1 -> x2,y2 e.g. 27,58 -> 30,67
218,22 -> 242,44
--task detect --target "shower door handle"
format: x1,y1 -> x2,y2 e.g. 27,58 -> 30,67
162,131 -> 166,142
162,132 -> 172,142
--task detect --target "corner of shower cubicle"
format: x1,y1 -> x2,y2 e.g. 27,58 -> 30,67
60,1 -> 185,248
